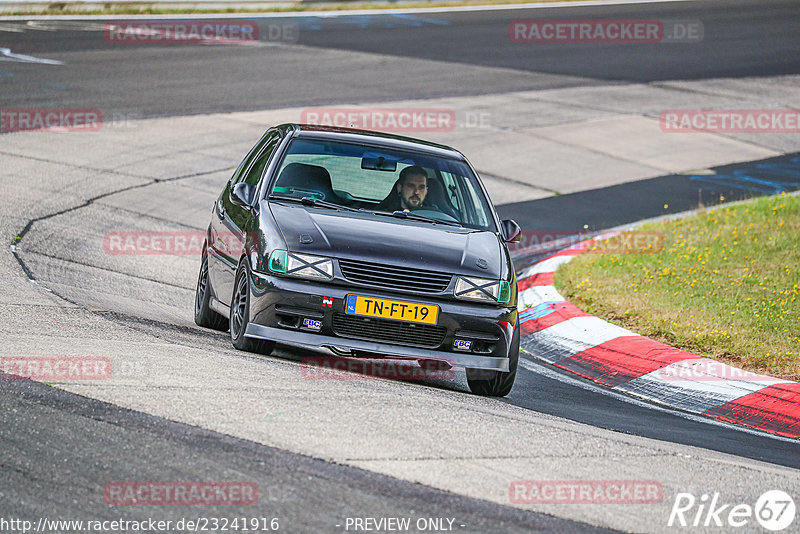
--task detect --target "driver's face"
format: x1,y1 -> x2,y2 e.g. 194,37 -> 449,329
398,174 -> 427,210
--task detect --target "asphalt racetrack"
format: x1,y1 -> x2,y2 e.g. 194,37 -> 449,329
2,1 -> 800,532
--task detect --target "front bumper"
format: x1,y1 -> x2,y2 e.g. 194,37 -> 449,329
245,272 -> 516,372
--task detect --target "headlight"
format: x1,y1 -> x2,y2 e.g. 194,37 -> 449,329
268,250 -> 333,280
454,276 -> 511,304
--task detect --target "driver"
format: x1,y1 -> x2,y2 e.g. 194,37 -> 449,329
377,165 -> 430,212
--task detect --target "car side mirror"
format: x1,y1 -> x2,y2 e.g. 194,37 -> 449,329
230,183 -> 254,208
501,219 -> 521,243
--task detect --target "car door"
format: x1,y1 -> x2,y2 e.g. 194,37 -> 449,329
208,130 -> 282,307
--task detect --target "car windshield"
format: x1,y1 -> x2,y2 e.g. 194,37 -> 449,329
268,137 -> 497,231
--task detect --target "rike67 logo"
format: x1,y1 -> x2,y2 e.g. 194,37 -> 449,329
669,490 -> 795,531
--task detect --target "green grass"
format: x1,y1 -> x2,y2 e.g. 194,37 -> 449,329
555,192 -> 800,381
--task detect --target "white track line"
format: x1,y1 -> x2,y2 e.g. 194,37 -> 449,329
0,47 -> 63,64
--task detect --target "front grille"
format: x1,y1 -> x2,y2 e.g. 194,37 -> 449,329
332,313 -> 447,349
338,258 -> 452,293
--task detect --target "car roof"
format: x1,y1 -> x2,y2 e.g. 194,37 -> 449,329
282,123 -> 467,161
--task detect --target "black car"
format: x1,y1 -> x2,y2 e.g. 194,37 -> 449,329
194,124 -> 521,396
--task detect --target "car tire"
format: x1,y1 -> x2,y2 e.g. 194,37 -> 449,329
230,261 -> 276,355
466,320 -> 519,397
194,247 -> 228,331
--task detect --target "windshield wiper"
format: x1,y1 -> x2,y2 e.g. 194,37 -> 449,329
269,195 -> 362,213
373,210 -> 462,227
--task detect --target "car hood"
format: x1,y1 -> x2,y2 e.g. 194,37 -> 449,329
268,203 -> 503,278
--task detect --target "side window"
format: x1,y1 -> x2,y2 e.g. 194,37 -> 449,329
241,135 -> 280,186
457,175 -> 490,227
231,131 -> 279,186
230,136 -> 267,185
440,172 -> 461,210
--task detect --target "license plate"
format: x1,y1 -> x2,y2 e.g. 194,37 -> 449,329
345,295 -> 438,325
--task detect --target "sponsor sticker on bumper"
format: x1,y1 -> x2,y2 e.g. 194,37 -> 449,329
453,339 -> 472,351
302,318 -> 322,331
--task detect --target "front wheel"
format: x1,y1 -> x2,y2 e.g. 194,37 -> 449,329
466,321 -> 519,397
230,261 -> 275,355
